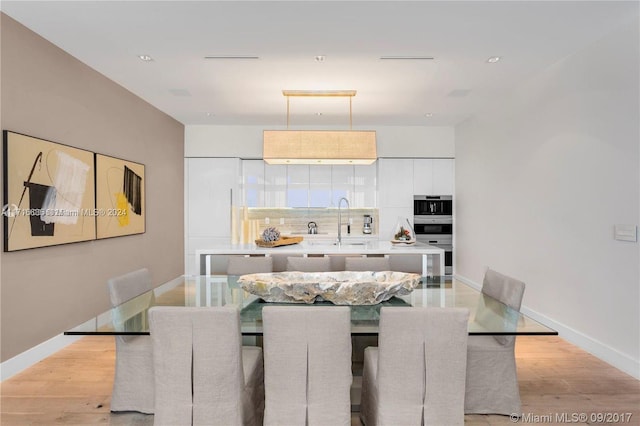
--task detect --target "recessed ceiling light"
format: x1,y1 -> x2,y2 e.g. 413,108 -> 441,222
380,56 -> 435,60
315,55 -> 326,62
486,56 -> 502,63
204,55 -> 260,60
206,112 -> 215,117
425,113 -> 433,118
138,54 -> 153,62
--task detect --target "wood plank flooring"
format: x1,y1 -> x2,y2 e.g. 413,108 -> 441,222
1,336 -> 638,425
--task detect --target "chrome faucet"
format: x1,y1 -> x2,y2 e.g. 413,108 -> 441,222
337,197 -> 351,245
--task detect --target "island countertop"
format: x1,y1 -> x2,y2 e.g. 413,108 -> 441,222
195,239 -> 445,276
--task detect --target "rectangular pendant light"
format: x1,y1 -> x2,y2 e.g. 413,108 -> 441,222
263,130 -> 377,165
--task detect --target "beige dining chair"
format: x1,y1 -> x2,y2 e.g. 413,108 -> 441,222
285,255 -> 331,272
149,306 -> 264,426
262,306 -> 352,426
360,306 -> 470,426
465,268 -> 526,415
344,256 -> 390,272
227,255 -> 273,275
107,268 -> 155,414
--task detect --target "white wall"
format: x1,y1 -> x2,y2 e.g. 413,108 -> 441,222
456,19 -> 639,378
185,125 -> 454,158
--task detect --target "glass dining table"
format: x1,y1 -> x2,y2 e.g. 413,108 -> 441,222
65,275 -> 556,337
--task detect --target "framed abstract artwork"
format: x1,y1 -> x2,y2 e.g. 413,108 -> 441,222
95,154 -> 145,239
3,131 -> 96,251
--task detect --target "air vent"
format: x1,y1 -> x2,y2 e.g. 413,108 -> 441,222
204,55 -> 260,60
379,56 -> 435,60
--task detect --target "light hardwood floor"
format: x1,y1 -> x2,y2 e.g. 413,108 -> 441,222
1,336 -> 639,425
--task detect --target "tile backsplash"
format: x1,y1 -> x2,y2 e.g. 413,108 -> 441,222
232,207 -> 379,244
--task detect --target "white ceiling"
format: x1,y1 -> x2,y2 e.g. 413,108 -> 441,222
1,1 -> 637,127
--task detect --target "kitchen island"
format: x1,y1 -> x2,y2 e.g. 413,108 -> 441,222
195,239 -> 446,277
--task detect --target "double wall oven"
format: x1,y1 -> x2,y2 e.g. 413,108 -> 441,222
414,195 -> 453,275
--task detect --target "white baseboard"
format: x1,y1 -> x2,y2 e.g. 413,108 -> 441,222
0,333 -> 82,381
455,274 -> 640,380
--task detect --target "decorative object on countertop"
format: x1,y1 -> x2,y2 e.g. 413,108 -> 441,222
261,226 -> 281,242
307,221 -> 318,234
238,270 -> 421,305
391,216 -> 416,244
254,235 -> 303,248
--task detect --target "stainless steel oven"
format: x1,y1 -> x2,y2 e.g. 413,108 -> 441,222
414,195 -> 453,275
413,195 -> 452,219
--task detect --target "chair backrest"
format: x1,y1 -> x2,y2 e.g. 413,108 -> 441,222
262,306 -> 352,426
107,268 -> 152,307
108,268 -> 155,333
227,256 -> 273,275
481,268 -> 526,311
149,306 -> 245,426
377,306 -> 469,425
344,256 -> 390,272
480,268 -> 525,346
285,256 -> 331,272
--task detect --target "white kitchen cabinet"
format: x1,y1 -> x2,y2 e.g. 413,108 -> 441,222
287,165 -> 309,207
264,164 -> 287,207
378,159 -> 414,241
331,165 -> 353,207
242,160 -> 265,207
354,164 -> 377,207
378,159 -> 413,207
412,158 -> 454,195
185,157 -> 241,274
186,157 -> 240,237
412,159 -> 434,195
432,159 -> 454,195
310,165 -> 332,207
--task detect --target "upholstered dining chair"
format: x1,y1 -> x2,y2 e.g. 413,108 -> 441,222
344,256 -> 390,272
465,268 -> 526,416
262,306 -> 352,426
149,306 -> 264,426
360,306 -> 470,426
285,255 -> 331,272
226,255 -> 273,275
107,268 -> 155,414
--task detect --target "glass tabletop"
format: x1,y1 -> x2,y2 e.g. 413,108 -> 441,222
65,275 -> 557,336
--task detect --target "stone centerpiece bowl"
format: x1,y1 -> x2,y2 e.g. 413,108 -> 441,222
238,271 -> 421,305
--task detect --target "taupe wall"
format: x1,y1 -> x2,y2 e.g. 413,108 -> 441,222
0,14 -> 184,361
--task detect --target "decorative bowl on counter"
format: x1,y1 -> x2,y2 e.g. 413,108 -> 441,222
237,271 -> 421,305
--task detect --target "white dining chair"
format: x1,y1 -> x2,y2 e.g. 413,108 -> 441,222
107,268 -> 155,414
262,306 -> 352,426
360,306 -> 470,426
344,256 -> 390,272
285,256 -> 331,272
465,268 -> 526,415
149,306 -> 264,426
227,255 -> 273,275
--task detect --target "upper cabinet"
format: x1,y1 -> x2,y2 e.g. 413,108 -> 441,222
378,159 -> 414,207
242,160 -> 265,207
432,159 -> 454,195
413,158 -> 454,195
353,164 -> 377,208
244,162 -> 378,208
